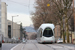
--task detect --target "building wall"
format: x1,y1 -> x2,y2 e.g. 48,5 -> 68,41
7,20 -> 20,39
1,2 -> 8,38
0,0 -> 1,33
54,25 -> 60,40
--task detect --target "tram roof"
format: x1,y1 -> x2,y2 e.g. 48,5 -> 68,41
39,23 -> 55,29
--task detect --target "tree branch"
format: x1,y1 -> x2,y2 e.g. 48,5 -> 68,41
68,11 -> 73,20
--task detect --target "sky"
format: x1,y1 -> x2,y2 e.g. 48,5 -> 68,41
2,0 -> 35,26
1,0 -> 75,26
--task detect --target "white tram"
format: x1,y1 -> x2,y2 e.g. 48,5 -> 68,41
37,23 -> 55,43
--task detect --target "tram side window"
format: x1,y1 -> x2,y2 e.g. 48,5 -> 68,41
37,30 -> 40,37
40,30 -> 42,37
38,28 -> 42,37
37,31 -> 38,37
39,30 -> 40,37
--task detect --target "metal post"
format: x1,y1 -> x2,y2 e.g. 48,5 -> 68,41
12,15 -> 18,38
73,0 -> 75,39
71,31 -> 72,43
12,16 -> 13,38
15,23 -> 17,38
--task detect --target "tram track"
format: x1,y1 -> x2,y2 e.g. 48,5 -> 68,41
21,42 -> 26,50
21,40 -> 40,50
35,43 -> 56,50
33,43 -> 40,50
44,44 -> 56,50
44,44 -> 74,50
18,40 -> 74,50
31,40 -> 40,50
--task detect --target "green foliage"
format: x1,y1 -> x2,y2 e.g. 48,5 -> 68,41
20,23 -> 23,31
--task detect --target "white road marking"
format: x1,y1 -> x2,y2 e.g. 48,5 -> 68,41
10,44 -> 21,50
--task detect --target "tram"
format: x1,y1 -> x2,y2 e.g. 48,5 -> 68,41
37,23 -> 55,43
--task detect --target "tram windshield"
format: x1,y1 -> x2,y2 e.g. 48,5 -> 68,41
43,27 -> 53,37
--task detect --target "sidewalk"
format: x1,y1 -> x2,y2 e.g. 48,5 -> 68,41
62,43 -> 75,45
57,44 -> 75,50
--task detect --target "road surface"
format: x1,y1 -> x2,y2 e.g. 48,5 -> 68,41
11,40 -> 75,50
0,43 -> 17,50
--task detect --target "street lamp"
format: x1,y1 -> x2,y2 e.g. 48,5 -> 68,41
16,21 -> 22,24
12,15 -> 19,38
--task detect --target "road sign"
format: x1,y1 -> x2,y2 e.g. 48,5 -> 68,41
47,4 -> 50,7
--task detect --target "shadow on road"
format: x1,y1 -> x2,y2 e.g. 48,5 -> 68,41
0,47 -> 2,50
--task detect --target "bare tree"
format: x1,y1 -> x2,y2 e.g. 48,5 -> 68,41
31,0 -> 73,43
31,0 -> 59,29
30,33 -> 37,39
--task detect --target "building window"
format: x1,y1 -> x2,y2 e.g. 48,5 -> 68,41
8,25 -> 11,38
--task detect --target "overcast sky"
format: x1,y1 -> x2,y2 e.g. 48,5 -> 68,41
1,0 -> 75,26
2,0 -> 35,26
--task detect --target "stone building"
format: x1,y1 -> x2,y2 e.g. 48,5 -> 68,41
7,20 -> 20,39
1,2 -> 8,38
54,25 -> 60,40
0,0 -> 2,33
1,2 -> 20,39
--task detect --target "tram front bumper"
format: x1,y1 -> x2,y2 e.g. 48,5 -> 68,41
41,36 -> 55,43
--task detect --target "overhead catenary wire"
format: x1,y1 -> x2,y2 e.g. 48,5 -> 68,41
28,0 -> 32,25
28,0 -> 30,14
5,0 -> 35,14
6,0 -> 33,14
6,0 -> 34,25
6,0 -> 29,7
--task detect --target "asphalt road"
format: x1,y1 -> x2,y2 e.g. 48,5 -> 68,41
11,40 -> 75,50
0,43 -> 17,50
0,40 -> 75,50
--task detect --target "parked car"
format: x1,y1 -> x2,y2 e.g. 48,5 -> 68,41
11,37 -> 20,43
0,34 -> 3,47
57,38 -> 63,43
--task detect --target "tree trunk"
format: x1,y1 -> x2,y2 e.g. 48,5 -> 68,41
60,21 -> 65,43
65,18 -> 69,43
